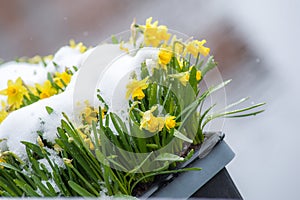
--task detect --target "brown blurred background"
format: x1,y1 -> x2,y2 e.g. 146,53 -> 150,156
1,0 -> 299,199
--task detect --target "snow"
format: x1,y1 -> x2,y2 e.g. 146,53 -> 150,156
95,47 -> 158,115
0,45 -> 91,160
0,62 -> 48,102
0,42 -> 157,163
0,89 -> 74,160
39,147 -> 65,172
45,46 -> 89,73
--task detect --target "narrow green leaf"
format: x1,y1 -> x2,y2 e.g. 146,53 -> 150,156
45,106 -> 54,115
201,56 -> 217,76
155,153 -> 184,162
111,35 -> 119,44
68,181 -> 95,197
146,144 -> 159,149
174,130 -> 193,143
14,179 -> 40,197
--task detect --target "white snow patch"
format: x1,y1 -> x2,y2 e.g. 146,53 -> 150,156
96,47 -> 158,114
0,89 -> 74,160
0,62 -> 48,102
45,46 -> 93,73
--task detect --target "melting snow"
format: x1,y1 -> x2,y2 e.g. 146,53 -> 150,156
0,43 -> 157,162
0,45 -> 89,160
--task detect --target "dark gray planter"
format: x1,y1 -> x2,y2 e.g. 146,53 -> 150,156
141,136 -> 235,199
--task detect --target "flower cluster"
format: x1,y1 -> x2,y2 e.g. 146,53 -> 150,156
0,39 -> 88,124
0,71 -> 73,124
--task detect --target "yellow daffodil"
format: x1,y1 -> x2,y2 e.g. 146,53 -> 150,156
180,72 -> 190,86
169,72 -> 190,86
69,39 -> 87,53
28,55 -> 42,64
126,77 -> 149,100
185,39 -> 210,58
196,70 -> 202,81
165,115 -> 176,130
28,86 -> 39,96
82,106 -> 98,124
0,101 -> 8,124
158,49 -> 172,66
141,17 -> 171,47
35,80 -> 57,99
189,66 -> 202,81
140,106 -> 165,133
43,54 -> 54,62
54,71 -> 72,88
69,39 -> 76,48
0,77 -> 29,109
77,128 -> 96,150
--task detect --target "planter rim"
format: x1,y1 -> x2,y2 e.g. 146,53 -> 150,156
141,137 -> 235,199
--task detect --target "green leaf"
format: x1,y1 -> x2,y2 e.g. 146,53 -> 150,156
201,56 -> 217,76
174,130 -> 193,143
146,144 -> 159,149
189,66 -> 197,93
155,153 -> 184,162
0,162 -> 22,173
111,35 -> 119,44
14,179 -> 40,197
68,181 -> 95,197
32,175 -> 55,196
45,106 -> 54,115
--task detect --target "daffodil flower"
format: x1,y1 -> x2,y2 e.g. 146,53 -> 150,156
140,106 -> 165,133
35,80 -> 57,99
185,39 -> 210,58
158,49 -> 172,66
141,17 -> 171,47
165,115 -> 176,130
54,71 -> 72,88
126,77 -> 149,100
0,77 -> 29,109
82,106 -> 99,124
169,72 -> 190,86
189,66 -> 202,81
69,39 -> 87,53
28,55 -> 42,64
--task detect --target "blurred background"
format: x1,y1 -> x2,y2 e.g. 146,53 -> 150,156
0,0 -> 299,199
